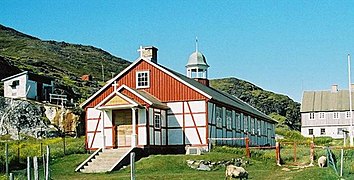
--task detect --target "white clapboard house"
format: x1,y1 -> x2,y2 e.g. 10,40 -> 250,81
301,85 -> 354,139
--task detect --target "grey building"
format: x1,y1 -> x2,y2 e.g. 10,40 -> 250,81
301,85 -> 354,138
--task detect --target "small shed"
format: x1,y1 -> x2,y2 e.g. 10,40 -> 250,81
1,71 -> 54,101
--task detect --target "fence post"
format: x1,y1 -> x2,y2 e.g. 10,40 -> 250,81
46,146 -> 50,180
63,132 -> 66,156
276,141 -> 281,166
130,152 -> 135,180
43,155 -> 46,178
27,157 -> 31,180
310,141 -> 314,166
34,156 -> 38,180
245,137 -> 250,158
5,143 -> 9,178
340,149 -> 344,177
9,173 -> 13,180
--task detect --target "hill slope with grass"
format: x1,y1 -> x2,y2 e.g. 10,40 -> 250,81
210,78 -> 301,130
0,24 -> 301,130
0,24 -> 130,101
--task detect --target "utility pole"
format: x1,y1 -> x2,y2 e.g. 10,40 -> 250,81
348,54 -> 353,146
101,58 -> 105,82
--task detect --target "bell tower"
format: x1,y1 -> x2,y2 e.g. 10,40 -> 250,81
186,38 -> 209,86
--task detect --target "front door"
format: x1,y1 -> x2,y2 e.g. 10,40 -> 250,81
113,109 -> 132,147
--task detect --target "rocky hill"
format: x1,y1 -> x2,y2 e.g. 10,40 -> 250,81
0,24 -> 301,131
210,78 -> 301,130
0,24 -> 130,102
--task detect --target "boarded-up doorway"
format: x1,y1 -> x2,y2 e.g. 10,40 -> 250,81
113,109 -> 132,147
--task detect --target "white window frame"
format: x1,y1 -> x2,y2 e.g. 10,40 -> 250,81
136,71 -> 150,89
154,113 -> 161,129
309,113 -> 315,119
333,112 -> 339,119
346,111 -> 352,119
319,112 -> 325,119
309,129 -> 313,135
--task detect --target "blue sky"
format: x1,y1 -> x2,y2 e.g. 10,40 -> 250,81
1,1 -> 354,102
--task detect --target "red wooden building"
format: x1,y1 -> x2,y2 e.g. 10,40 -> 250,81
81,46 -> 277,154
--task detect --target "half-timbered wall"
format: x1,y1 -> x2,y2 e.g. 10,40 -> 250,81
86,108 -> 103,149
167,100 -> 207,146
148,107 -> 167,146
207,102 -> 275,146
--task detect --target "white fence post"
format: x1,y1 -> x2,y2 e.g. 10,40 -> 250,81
34,156 -> 39,180
27,157 -> 31,180
130,152 -> 135,180
46,146 -> 50,180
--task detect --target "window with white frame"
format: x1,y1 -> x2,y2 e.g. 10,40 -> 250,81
154,113 -> 161,129
136,71 -> 150,88
308,129 -> 313,135
319,112 -> 325,119
309,113 -> 315,119
320,128 -> 326,135
337,128 -> 347,135
346,111 -> 352,119
333,112 -> 339,119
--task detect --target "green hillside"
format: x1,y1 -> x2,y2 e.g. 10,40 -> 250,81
210,78 -> 301,130
0,24 -> 300,130
0,24 -> 130,101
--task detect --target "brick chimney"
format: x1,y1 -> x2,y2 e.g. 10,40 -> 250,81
194,78 -> 209,87
139,46 -> 158,64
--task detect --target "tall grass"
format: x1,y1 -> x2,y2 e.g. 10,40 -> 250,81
0,136 -> 85,172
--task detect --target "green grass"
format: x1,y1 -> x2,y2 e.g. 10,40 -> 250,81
4,146 -> 343,180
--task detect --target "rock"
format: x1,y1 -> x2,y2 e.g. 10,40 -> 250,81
197,163 -> 211,171
0,97 -> 82,139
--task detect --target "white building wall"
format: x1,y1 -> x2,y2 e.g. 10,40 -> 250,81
301,111 -> 353,139
167,100 -> 206,146
138,109 -> 147,145
86,108 -> 104,149
3,74 -> 27,98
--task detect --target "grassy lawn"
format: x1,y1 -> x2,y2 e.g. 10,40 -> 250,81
8,151 -> 340,180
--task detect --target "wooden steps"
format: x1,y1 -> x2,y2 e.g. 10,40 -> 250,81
76,148 -> 131,173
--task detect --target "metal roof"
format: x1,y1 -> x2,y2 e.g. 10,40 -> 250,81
186,52 -> 209,68
301,90 -> 354,112
162,65 -> 276,123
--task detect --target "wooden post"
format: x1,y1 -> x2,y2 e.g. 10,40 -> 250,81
34,156 -> 38,180
63,132 -> 66,156
27,157 -> 31,180
310,141 -> 314,166
276,141 -> 281,166
293,142 -> 297,162
46,146 -> 50,180
130,152 -> 135,180
9,173 -> 13,180
43,155 -> 46,178
340,149 -> 344,177
5,143 -> 9,178
245,137 -> 251,158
